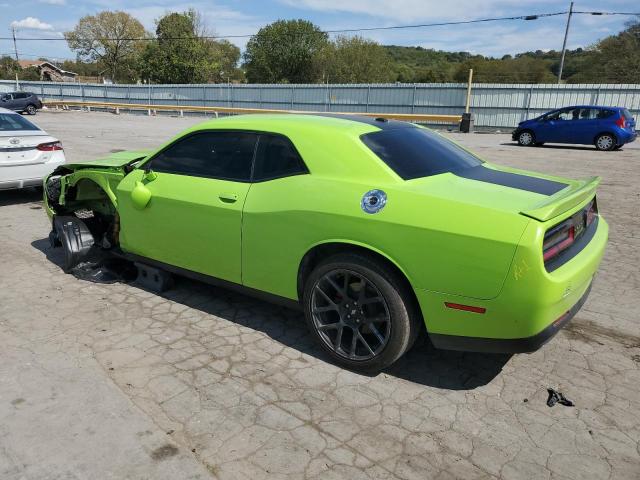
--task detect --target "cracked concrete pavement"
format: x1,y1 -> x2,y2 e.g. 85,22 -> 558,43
1,111 -> 639,479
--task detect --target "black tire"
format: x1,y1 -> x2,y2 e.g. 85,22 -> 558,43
595,133 -> 616,151
303,252 -> 421,373
517,130 -> 535,147
25,104 -> 37,115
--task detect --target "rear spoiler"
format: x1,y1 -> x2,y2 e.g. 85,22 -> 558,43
520,176 -> 600,222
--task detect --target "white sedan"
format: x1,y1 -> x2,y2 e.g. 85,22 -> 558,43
0,107 -> 66,190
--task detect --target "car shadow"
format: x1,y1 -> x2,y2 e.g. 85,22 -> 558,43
0,188 -> 43,207
500,142 -> 600,152
32,237 -> 511,390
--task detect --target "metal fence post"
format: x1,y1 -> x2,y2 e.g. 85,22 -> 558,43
411,84 -> 417,114
291,85 -> 295,110
366,85 -> 371,113
526,84 -> 534,119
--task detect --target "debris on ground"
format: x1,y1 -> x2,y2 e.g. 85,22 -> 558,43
546,388 -> 574,407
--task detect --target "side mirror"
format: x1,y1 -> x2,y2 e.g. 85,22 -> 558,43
131,181 -> 151,210
142,163 -> 157,181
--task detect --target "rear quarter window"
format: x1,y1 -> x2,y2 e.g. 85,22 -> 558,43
361,127 -> 483,180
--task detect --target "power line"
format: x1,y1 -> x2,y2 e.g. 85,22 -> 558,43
2,10 -> 638,42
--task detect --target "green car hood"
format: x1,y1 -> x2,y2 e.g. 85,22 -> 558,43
64,149 -> 152,170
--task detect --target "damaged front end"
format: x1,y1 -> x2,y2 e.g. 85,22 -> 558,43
44,150 -> 149,282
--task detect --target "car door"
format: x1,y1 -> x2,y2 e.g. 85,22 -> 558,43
12,92 -> 28,111
539,108 -> 576,143
1,93 -> 17,111
571,108 -> 599,144
116,130 -> 258,284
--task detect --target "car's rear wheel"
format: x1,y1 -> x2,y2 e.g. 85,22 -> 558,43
517,130 -> 535,146
595,133 -> 616,151
25,104 -> 37,115
303,253 -> 420,372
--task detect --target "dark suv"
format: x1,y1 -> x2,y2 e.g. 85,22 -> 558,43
0,91 -> 43,115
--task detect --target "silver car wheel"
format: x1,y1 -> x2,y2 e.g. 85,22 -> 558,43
596,135 -> 614,151
518,131 -> 533,146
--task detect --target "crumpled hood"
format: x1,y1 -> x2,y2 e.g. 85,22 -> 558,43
65,149 -> 153,170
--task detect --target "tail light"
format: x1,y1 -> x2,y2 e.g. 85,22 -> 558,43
543,220 -> 575,262
37,141 -> 63,151
615,115 -> 626,129
543,198 -> 598,264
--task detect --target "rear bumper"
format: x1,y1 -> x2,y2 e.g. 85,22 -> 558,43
0,153 -> 66,190
415,201 -> 608,354
429,281 -> 591,353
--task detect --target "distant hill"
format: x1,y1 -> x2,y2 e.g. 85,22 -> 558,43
383,45 -> 602,84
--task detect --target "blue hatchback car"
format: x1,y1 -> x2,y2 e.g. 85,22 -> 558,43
512,106 -> 637,151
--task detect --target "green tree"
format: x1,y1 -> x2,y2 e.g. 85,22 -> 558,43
243,19 -> 329,83
0,56 -> 40,81
579,20 -> 640,83
322,36 -> 395,83
139,11 -> 243,84
206,39 -> 244,83
0,56 -> 19,80
65,11 -> 148,83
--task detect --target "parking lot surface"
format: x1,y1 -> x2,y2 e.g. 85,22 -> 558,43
1,111 -> 639,480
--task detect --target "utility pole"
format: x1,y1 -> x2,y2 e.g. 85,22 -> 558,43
557,1 -> 574,84
12,27 -> 20,89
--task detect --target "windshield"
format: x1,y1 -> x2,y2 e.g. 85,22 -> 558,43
361,127 -> 483,180
0,113 -> 40,132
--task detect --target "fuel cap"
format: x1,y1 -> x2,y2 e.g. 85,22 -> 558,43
361,189 -> 387,214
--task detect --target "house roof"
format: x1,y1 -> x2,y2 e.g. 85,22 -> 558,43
18,60 -> 77,76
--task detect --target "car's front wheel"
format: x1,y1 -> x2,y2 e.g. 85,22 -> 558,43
303,253 -> 421,372
25,104 -> 37,115
595,133 -> 616,151
517,130 -> 535,146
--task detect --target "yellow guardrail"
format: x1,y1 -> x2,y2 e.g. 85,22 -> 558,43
43,100 -> 462,124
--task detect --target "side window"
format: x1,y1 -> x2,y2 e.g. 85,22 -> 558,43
252,134 -> 308,181
557,108 -> 578,121
596,109 -> 615,120
14,93 -> 28,100
149,131 -> 258,182
575,108 -> 589,120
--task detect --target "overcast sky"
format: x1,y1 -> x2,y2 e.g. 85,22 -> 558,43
1,0 -> 637,62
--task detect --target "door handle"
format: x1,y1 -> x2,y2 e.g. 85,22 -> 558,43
219,193 -> 238,203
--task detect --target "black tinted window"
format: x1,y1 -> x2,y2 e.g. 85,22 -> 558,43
361,127 -> 482,180
596,109 -> 615,119
14,93 -> 28,99
150,132 -> 258,181
0,113 -> 40,131
253,135 -> 307,181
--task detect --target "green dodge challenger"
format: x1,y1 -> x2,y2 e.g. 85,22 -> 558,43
43,114 -> 608,371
